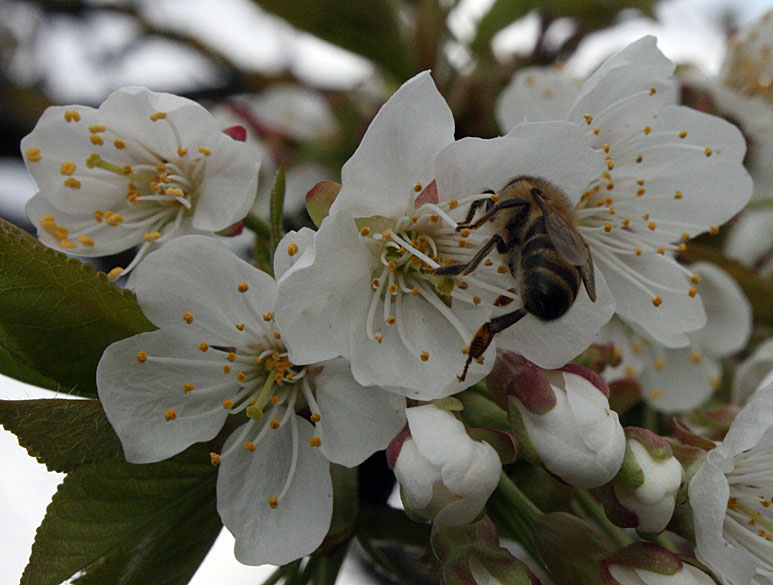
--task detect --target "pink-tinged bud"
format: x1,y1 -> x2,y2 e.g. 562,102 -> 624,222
223,125 -> 247,141
601,543 -> 714,584
560,363 -> 610,397
608,378 -> 642,415
671,419 -> 717,452
608,428 -> 684,534
687,402 -> 739,441
305,180 -> 341,228
386,425 -> 410,469
431,517 -> 541,585
505,357 -> 626,489
216,220 -> 244,237
571,342 -> 622,373
488,350 -> 556,413
393,405 -> 501,527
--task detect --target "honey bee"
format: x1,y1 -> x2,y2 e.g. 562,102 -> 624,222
432,176 -> 597,381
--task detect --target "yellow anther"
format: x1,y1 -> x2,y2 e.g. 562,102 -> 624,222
657,247 -> 665,255
680,232 -> 690,242
52,227 -> 70,239
709,225 -> 719,235
108,267 -> 123,281
227,352 -> 236,362
60,162 -> 76,176
223,400 -> 234,410
410,287 -> 419,296
359,227 -> 371,237
622,219 -> 630,227
635,155 -> 643,163
381,231 -> 392,241
370,278 -> 381,288
690,351 -> 702,363
584,114 -> 593,125
389,284 -> 398,294
430,215 -> 439,223
88,125 -> 106,133
237,282 -> 249,293
648,389 -> 662,400
177,147 -> 188,156
448,199 -> 459,209
90,134 -> 104,146
459,228 -> 471,238
631,343 -> 642,354
461,347 -> 469,355
136,351 -> 148,363
310,413 -> 321,423
420,351 -> 429,362
287,242 -> 299,256
473,296 -> 481,305
235,323 -> 245,331
268,497 -> 278,509
150,112 -> 167,121
184,383 -> 194,393
690,273 -> 701,284
237,371 -> 246,382
165,187 -> 184,197
414,183 -> 423,192
210,453 -> 220,466
458,239 -> 467,248
374,333 -> 383,343
497,265 -> 508,274
263,312 -> 273,321
604,221 -> 613,232
602,144 -> 610,153
388,260 -> 397,270
106,213 -> 124,226
40,215 -> 57,229
182,312 -> 194,324
309,437 -> 322,448
637,189 -> 646,197
273,331 -> 281,340
269,419 -> 280,429
123,165 -> 132,175
648,222 -> 657,231
198,146 -> 211,156
643,126 -> 652,135
654,357 -> 666,370
77,236 -> 95,247
274,372 -> 283,382
593,127 -> 601,135
636,179 -> 645,186
165,410 -> 177,421
386,317 -> 396,325
688,288 -> 697,297
608,208 -> 616,215
223,365 -> 231,375
674,191 -> 683,199
64,110 -> 81,122
704,147 -> 712,157
634,247 -> 642,256
244,442 -> 256,452
143,231 -> 162,242
652,296 -> 663,307
649,87 -> 657,95
457,281 -> 469,290
606,183 -> 615,191
64,178 -> 81,189
679,131 -> 687,139
59,239 -> 76,249
114,140 -> 126,149
624,366 -> 636,377
26,147 -> 42,162
490,194 -> 499,202
270,396 -> 279,405
678,243 -> 687,252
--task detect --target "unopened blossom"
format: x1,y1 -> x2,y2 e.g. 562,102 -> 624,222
22,87 -> 260,281
497,36 -> 752,348
689,383 -> 773,585
602,262 -> 751,413
489,352 -> 625,488
602,543 -> 715,585
610,428 -> 684,534
97,235 -> 405,566
388,404 -> 501,527
275,71 -> 614,397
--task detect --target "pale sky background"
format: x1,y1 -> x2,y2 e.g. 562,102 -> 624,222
0,0 -> 771,583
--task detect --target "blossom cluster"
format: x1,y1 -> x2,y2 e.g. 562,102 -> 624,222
18,27 -> 772,585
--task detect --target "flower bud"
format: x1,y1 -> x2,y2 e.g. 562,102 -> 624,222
491,352 -> 625,488
389,404 -> 501,526
609,428 -> 684,534
602,543 -> 715,584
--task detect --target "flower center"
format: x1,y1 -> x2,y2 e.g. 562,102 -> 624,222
724,430 -> 773,572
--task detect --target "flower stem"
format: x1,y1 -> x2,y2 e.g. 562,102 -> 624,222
496,472 -> 543,525
653,532 -> 678,553
244,212 -> 271,241
573,488 -> 631,547
487,472 -> 544,565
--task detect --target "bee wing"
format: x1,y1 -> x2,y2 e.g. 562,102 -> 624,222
578,243 -> 596,302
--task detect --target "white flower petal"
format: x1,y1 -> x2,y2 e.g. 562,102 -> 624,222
134,235 -> 277,336
314,358 -> 406,467
494,264 -> 615,369
733,340 -> 773,406
496,67 -> 582,129
332,71 -> 455,218
434,122 -> 607,208
406,404 -> 474,467
274,212 -> 372,365
689,262 -> 751,357
96,327 -> 231,463
217,416 -> 333,566
720,383 -> 773,457
725,209 -> 773,279
393,438 -> 438,510
640,348 -> 720,414
274,227 -> 317,280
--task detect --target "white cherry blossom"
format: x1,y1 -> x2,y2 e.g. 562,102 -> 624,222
275,71 -> 615,398
497,36 -> 753,348
689,383 -> 773,585
96,235 -> 405,566
22,87 -> 260,281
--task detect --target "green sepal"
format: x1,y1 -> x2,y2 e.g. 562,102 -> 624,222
432,396 -> 464,412
20,445 -> 220,585
456,389 -> 509,432
467,428 -> 519,465
305,181 -> 341,228
269,162 -> 286,261
0,399 -> 122,473
507,395 -> 541,465
0,218 -> 155,398
614,440 -> 645,490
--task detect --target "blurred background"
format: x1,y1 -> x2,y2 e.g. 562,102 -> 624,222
1,0 -> 771,583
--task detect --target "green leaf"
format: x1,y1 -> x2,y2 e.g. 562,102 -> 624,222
0,399 -> 123,473
269,162 -> 286,262
21,446 -> 220,585
0,219 -> 155,397
250,0 -> 413,81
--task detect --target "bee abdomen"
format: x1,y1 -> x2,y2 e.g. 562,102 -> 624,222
520,240 -> 580,321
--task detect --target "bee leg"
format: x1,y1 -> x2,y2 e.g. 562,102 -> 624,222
456,190 -> 495,228
459,308 -> 527,381
461,199 -> 531,231
427,234 -> 508,276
